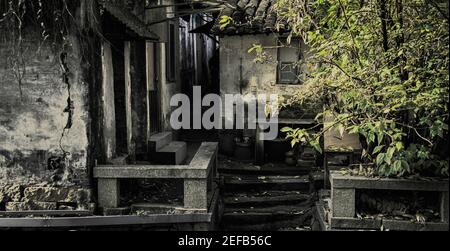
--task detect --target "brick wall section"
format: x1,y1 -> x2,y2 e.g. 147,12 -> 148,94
0,30 -> 92,211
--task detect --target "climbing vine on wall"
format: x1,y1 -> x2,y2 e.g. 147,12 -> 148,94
0,0 -> 82,160
0,0 -> 73,99
0,0 -> 27,98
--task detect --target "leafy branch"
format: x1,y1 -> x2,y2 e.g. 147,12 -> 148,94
269,0 -> 449,177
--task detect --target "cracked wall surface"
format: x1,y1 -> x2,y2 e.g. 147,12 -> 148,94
0,29 -> 92,211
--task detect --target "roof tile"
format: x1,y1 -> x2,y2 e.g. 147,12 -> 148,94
103,2 -> 159,40
212,0 -> 283,35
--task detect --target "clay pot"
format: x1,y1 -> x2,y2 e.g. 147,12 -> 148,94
265,139 -> 291,162
234,139 -> 253,161
285,150 -> 297,166
219,131 -> 236,156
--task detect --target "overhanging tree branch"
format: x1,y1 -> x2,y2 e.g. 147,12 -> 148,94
145,0 -> 236,10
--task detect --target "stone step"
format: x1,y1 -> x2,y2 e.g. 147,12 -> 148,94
222,219 -> 311,231
103,207 -> 131,216
222,208 -> 313,230
224,202 -> 312,215
297,160 -> 316,168
0,210 -> 93,217
223,191 -> 312,207
130,203 -> 198,215
148,132 -> 173,152
223,212 -> 310,226
222,174 -> 311,192
218,163 -> 315,176
151,141 -> 187,165
310,170 -> 325,190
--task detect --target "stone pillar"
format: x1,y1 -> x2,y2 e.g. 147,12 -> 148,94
98,178 -> 120,209
331,188 -> 355,218
184,179 -> 207,211
130,40 -> 149,156
441,191 -> 449,222
124,41 -> 134,156
101,42 -> 117,160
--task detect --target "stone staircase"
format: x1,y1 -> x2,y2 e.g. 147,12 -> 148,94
148,132 -> 187,165
219,153 -> 322,231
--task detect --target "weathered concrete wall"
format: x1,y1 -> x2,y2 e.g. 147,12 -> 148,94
0,29 -> 92,210
148,0 -> 182,132
158,41 -> 181,132
220,34 -> 309,99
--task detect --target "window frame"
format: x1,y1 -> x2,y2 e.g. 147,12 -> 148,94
276,38 -> 302,85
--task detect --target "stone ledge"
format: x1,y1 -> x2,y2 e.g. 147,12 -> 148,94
23,186 -> 92,204
95,143 -> 219,211
0,210 -> 92,217
0,214 -> 212,228
331,171 -> 449,192
94,165 -> 206,179
103,207 -> 131,216
330,217 -> 449,231
383,219 -> 449,231
330,217 -> 382,230
6,201 -> 57,211
94,142 -> 219,180
313,202 -> 329,231
131,203 -> 207,214
189,142 -> 218,173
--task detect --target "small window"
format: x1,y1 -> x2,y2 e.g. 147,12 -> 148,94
166,21 -> 176,82
277,38 -> 302,84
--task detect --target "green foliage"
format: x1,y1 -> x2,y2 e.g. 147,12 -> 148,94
219,15 -> 232,29
271,0 -> 449,177
247,43 -> 272,63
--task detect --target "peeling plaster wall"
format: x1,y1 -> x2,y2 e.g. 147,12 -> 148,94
220,34 -> 308,99
151,0 -> 182,132
159,41 -> 181,132
219,34 -> 321,124
160,0 -> 181,132
0,30 -> 91,210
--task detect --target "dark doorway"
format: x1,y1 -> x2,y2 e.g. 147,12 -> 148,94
147,42 -> 161,136
111,40 -> 128,155
148,90 -> 160,135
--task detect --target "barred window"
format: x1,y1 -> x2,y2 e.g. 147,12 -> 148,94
277,38 -> 302,85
